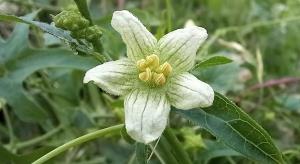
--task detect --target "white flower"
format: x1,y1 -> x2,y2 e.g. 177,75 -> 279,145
83,10 -> 214,144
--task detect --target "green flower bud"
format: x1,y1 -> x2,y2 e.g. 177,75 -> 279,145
53,9 -> 90,31
71,25 -> 102,41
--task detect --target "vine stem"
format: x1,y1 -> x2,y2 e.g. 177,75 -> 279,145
73,0 -> 93,24
32,124 -> 123,164
164,127 -> 193,164
3,107 -> 15,150
15,125 -> 64,149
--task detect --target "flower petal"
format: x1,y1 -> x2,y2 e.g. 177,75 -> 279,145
111,10 -> 157,61
124,89 -> 170,143
158,26 -> 207,73
83,59 -> 137,96
167,73 -> 214,109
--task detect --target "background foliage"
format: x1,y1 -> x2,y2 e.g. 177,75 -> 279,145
0,0 -> 300,163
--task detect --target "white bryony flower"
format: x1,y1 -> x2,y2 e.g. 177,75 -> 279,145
83,10 -> 214,144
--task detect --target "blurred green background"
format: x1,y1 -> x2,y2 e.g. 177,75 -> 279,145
0,0 -> 300,163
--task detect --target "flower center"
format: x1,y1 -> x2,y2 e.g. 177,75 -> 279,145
136,54 -> 172,86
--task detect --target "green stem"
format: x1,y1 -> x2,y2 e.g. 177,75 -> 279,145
152,136 -> 179,164
73,0 -> 109,59
3,107 -> 15,149
32,124 -> 123,164
165,0 -> 173,32
16,125 -> 64,149
164,127 -> 193,164
73,0 -> 93,24
92,39 -> 111,60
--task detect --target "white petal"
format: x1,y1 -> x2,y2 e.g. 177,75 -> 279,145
124,89 -> 170,144
158,26 -> 207,73
167,73 -> 214,109
111,10 -> 157,61
83,59 -> 137,96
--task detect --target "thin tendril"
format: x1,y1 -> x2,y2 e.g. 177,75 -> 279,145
147,136 -> 161,162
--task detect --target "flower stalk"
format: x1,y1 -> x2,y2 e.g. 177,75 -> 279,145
32,124 -> 123,164
163,127 -> 193,164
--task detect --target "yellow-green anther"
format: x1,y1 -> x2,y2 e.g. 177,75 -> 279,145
146,54 -> 159,69
139,67 -> 152,82
153,73 -> 166,86
137,59 -> 147,71
156,62 -> 172,77
136,54 -> 172,86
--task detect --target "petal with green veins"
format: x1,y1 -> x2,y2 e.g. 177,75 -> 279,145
83,59 -> 137,96
158,26 -> 207,73
111,10 -> 157,62
167,73 -> 214,109
124,89 -> 170,143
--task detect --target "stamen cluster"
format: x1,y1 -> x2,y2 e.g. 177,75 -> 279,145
136,54 -> 172,86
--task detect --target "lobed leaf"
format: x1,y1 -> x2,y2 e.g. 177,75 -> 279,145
175,92 -> 284,164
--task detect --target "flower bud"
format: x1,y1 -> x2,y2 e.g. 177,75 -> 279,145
71,25 -> 102,41
53,9 -> 90,31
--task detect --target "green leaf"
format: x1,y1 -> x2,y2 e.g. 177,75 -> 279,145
0,13 -> 34,64
0,13 -> 73,42
0,13 -> 98,122
0,146 -> 54,164
198,140 -> 241,164
0,146 -> 18,163
192,62 -> 242,94
0,49 -> 98,122
175,92 -> 284,164
193,56 -> 232,70
135,143 -> 147,164
0,13 -> 94,55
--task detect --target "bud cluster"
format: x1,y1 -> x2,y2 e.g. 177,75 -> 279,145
53,8 -> 102,41
71,25 -> 102,41
137,54 -> 172,86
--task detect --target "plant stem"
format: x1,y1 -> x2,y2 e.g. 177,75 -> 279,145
73,0 -> 93,24
165,0 -> 173,32
151,136 -> 179,164
32,124 -> 123,164
163,127 -> 193,164
3,107 -> 15,150
73,0 -> 110,60
16,125 -> 64,149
